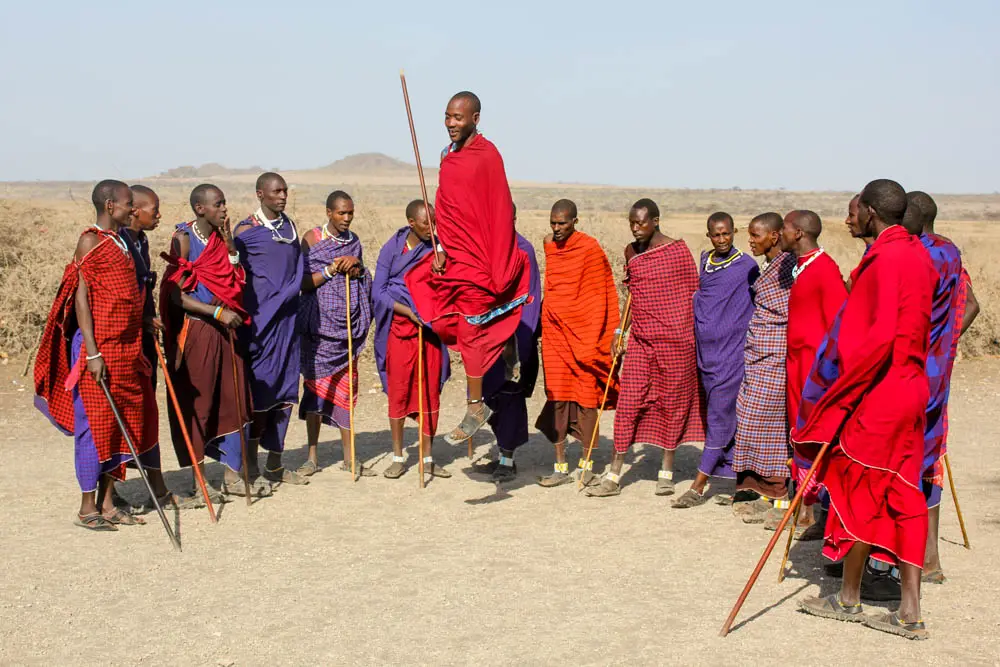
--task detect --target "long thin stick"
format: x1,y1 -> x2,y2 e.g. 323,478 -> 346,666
719,440 -> 832,637
228,330 -> 252,507
399,70 -> 441,264
98,376 -> 181,551
578,294 -> 632,490
346,275 -> 357,482
21,328 -> 43,377
777,499 -> 802,583
154,338 -> 217,523
944,453 -> 970,549
418,324 -> 426,489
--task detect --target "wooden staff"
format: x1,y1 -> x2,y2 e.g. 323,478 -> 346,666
418,325 -> 426,489
944,453 -> 970,549
777,500 -> 802,583
346,274 -> 357,482
154,338 -> 217,523
98,376 -> 181,551
577,294 -> 632,490
228,329 -> 252,507
399,70 -> 441,264
719,440 -> 832,637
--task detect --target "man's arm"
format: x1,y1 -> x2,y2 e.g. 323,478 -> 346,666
167,231 -> 242,328
74,232 -> 104,382
961,281 -> 980,336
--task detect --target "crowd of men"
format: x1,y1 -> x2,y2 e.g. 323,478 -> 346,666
34,91 -> 979,642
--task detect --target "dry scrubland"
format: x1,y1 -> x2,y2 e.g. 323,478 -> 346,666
2,171 -> 1000,664
2,173 -> 999,361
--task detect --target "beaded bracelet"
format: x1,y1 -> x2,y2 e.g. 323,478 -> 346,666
213,306 -> 223,321
322,266 -> 334,281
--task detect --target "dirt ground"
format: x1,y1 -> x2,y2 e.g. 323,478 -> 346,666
1,352 -> 998,667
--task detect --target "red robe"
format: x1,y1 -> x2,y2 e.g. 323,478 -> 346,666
791,225 -> 935,567
786,250 -> 846,429
406,134 -> 530,377
34,229 -> 156,479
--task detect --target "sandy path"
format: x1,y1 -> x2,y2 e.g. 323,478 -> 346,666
0,358 -> 998,666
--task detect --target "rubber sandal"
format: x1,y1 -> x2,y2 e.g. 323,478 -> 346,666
654,476 -> 676,497
585,477 -> 621,497
74,512 -> 118,532
444,402 -> 493,445
263,466 -> 310,485
429,463 -> 452,479
339,460 -> 377,477
537,472 -> 572,488
797,594 -> 866,623
102,508 -> 145,526
383,461 -> 408,479
671,488 -> 708,509
296,460 -> 320,477
922,569 -> 946,585
864,612 -> 929,640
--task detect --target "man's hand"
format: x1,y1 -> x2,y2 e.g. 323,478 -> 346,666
330,256 -> 361,275
88,355 -> 107,384
218,309 -> 243,329
143,316 -> 164,334
431,250 -> 448,275
402,306 -> 421,326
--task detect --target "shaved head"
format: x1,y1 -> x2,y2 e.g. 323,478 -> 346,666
405,198 -> 433,221
91,179 -> 129,214
860,179 -> 907,227
130,184 -> 157,200
902,191 -> 937,235
325,190 -> 352,209
707,211 -> 734,231
190,183 -> 222,212
449,91 -> 481,114
255,171 -> 285,191
631,198 -> 660,220
551,198 -> 578,219
786,210 -> 822,240
750,212 -> 783,232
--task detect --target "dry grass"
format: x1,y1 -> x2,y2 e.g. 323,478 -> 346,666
1,181 -> 998,360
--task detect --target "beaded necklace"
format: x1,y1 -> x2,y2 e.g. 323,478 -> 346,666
704,248 -> 743,273
792,248 -> 824,280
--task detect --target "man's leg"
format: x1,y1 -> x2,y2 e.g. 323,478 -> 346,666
923,505 -> 943,577
839,542 -> 872,606
305,413 -> 322,468
384,417 -> 408,479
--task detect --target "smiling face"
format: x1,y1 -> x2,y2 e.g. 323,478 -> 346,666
747,220 -> 778,257
257,176 -> 288,216
444,97 -> 478,146
132,190 -> 161,232
707,219 -> 734,254
550,209 -> 578,243
408,203 -> 433,242
629,206 -> 658,244
326,196 -> 355,235
196,188 -> 228,228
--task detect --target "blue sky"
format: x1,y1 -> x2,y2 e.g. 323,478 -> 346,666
1,1 -> 997,192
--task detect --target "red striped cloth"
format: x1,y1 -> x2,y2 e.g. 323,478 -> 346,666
541,231 -> 620,408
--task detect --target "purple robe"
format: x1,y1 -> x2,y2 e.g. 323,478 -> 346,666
372,227 -> 451,393
484,234 -> 541,451
693,249 -> 758,478
235,216 -> 304,409
299,229 -> 373,384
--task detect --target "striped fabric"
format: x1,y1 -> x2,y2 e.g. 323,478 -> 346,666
733,252 -> 796,478
541,231 -> 620,408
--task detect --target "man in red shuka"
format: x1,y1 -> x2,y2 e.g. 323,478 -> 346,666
406,91 -> 531,446
794,179 -> 936,641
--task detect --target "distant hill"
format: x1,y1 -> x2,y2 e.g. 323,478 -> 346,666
318,153 -> 422,174
156,163 -> 266,178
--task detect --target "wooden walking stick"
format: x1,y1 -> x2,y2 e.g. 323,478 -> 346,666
944,453 -> 970,549
346,274 -> 357,482
777,499 -> 802,583
719,440 -> 833,637
98,376 -> 181,551
227,329 -> 252,507
577,294 -> 632,490
418,324 -> 426,489
154,338 -> 217,523
399,70 -> 441,265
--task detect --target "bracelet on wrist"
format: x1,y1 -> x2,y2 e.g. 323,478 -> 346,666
86,352 -> 102,361
213,306 -> 223,321
228,252 -> 240,265
322,266 -> 334,281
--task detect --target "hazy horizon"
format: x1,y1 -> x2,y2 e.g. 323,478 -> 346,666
2,1 -> 997,193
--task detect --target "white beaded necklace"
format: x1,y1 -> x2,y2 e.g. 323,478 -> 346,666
792,248 -> 824,280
